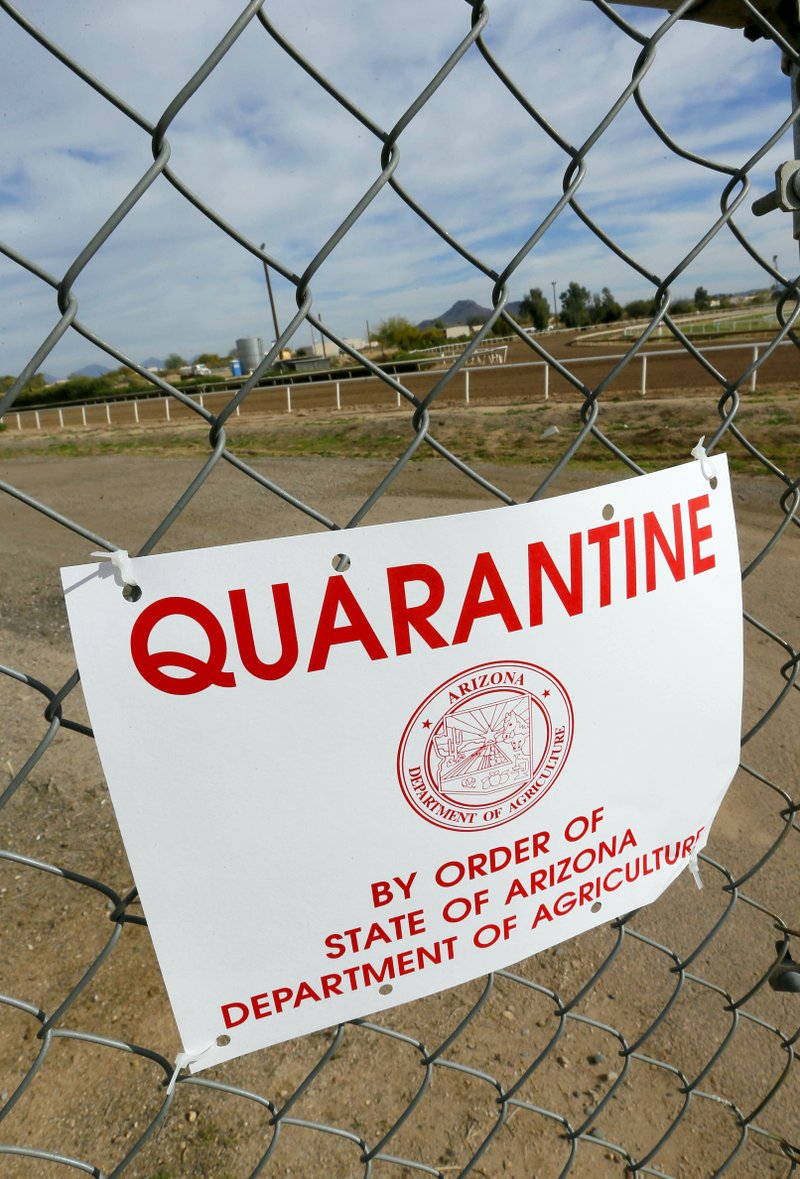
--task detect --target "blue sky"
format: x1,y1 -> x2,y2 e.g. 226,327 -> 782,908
0,1 -> 795,378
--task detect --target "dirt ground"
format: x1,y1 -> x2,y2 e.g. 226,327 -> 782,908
1,410 -> 799,1177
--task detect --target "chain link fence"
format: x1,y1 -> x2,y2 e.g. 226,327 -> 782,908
1,1 -> 799,1175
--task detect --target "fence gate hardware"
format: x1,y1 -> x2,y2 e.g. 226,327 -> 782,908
752,158 -> 800,220
604,0 -> 800,46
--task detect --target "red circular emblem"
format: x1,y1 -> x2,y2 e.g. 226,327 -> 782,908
397,660 -> 573,831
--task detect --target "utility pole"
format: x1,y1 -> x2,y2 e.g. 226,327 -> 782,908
551,281 -> 558,326
259,243 -> 280,346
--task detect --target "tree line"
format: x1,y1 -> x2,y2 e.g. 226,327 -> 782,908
519,284 -> 719,330
0,355 -> 228,411
372,285 -> 734,352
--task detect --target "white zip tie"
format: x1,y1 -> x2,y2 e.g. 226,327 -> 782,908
166,1039 -> 219,1095
690,437 -> 717,485
91,549 -> 139,588
688,851 -> 703,891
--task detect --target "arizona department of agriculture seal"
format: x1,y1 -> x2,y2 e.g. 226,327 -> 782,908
397,660 -> 573,831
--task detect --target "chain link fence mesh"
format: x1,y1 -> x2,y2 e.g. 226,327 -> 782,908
1,1 -> 799,1176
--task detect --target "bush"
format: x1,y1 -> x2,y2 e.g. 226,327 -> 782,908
375,317 -> 445,351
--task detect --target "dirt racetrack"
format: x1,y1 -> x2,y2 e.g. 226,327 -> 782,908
1,411 -> 799,1178
6,332 -> 798,435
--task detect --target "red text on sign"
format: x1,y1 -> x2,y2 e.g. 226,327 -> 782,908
130,494 -> 717,694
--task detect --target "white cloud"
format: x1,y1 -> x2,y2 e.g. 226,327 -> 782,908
0,0 -> 795,379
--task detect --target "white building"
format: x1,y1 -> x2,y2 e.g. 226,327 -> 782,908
444,324 -> 480,339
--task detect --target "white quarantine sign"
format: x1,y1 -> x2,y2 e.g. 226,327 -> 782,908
61,457 -> 742,1072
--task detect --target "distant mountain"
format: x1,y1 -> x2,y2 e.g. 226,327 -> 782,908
142,357 -> 164,370
418,300 -> 491,329
69,364 -> 111,378
418,298 -> 522,329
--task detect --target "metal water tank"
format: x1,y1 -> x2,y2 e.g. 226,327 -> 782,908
236,336 -> 264,374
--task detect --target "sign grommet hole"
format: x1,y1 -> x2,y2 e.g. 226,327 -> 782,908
602,504 -> 615,521
122,584 -> 142,603
710,476 -> 718,490
378,984 -> 393,996
591,901 -> 602,914
332,553 -> 351,572
216,1034 -> 231,1047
